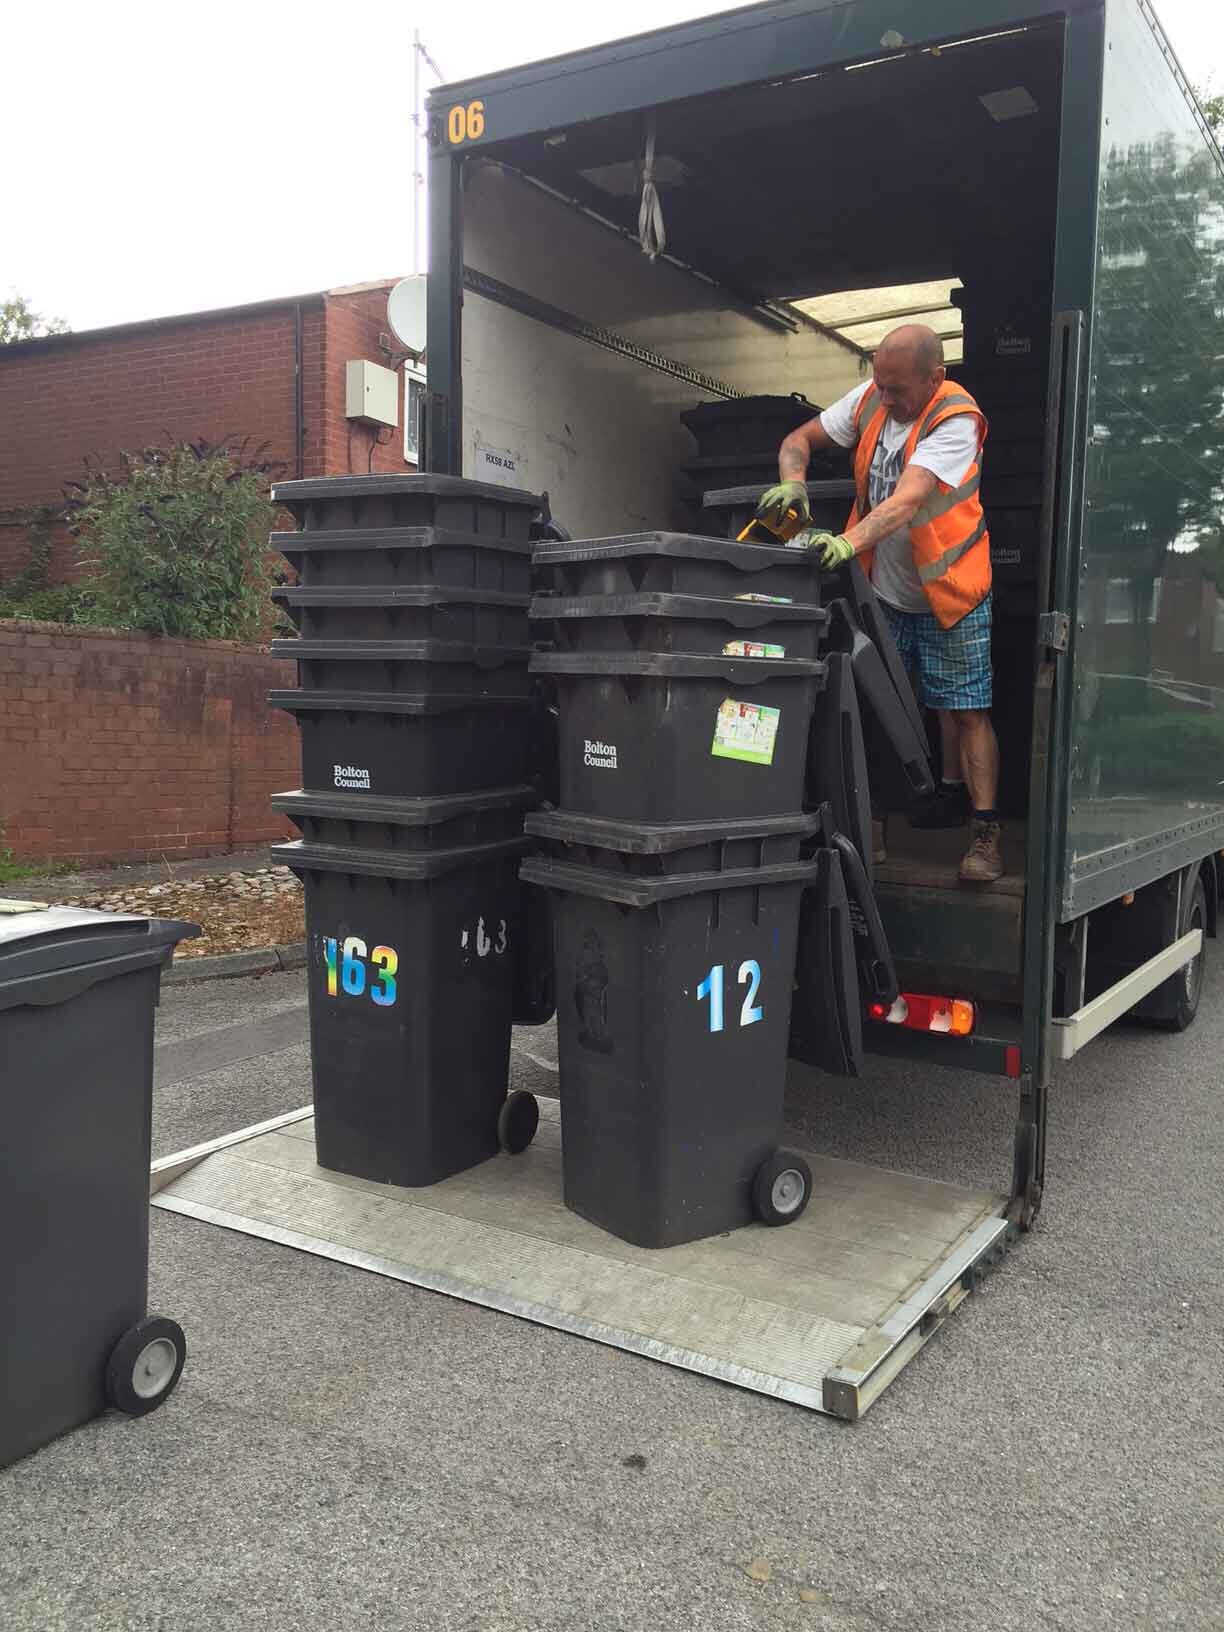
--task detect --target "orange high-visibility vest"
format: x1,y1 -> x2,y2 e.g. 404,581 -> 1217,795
847,380 -> 991,629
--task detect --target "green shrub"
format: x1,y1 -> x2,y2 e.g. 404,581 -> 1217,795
61,437 -> 285,640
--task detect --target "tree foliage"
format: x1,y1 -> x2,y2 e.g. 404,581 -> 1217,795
1090,120 -> 1224,596
1,292 -> 70,344
61,438 -> 286,640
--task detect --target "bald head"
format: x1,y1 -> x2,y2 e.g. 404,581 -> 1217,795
878,323 -> 945,373
872,323 -> 947,423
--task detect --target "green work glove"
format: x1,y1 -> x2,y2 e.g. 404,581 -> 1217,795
797,530 -> 856,568
754,480 -> 811,531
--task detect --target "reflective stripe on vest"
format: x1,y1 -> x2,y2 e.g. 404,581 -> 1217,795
918,514 -> 989,583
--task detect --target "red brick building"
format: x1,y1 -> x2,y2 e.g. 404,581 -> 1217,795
0,279 -> 418,579
0,279 -> 423,863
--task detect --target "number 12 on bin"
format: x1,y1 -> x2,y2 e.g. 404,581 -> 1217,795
323,937 -> 398,1007
697,961 -> 763,1033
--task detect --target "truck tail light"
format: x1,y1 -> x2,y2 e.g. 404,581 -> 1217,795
868,992 -> 976,1037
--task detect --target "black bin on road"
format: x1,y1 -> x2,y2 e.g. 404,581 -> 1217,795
0,902 -> 197,1470
521,854 -> 817,1248
275,837 -> 531,1187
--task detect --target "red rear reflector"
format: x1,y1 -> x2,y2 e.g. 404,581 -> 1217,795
867,992 -> 976,1036
1005,1045 -> 1022,1078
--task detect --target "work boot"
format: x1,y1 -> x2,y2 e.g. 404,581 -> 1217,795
959,819 -> 1004,883
871,816 -> 887,865
909,781 -> 971,830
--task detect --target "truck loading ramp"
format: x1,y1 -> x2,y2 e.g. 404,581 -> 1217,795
152,1095 -> 1009,1420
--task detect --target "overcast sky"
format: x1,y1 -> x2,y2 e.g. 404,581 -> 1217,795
5,0 -> 1222,334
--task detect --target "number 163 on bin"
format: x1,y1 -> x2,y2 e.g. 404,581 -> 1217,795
322,937 -> 398,1007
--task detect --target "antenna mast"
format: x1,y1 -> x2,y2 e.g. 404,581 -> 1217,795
412,32 -> 447,275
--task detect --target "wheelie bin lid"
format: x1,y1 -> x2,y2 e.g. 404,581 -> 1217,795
272,585 -> 529,609
530,650 -> 826,684
270,474 -> 542,508
270,525 -> 537,557
272,836 -> 530,881
269,638 -> 532,666
272,785 -> 538,825
0,901 -> 199,985
679,393 -> 820,430
529,593 -> 827,629
525,809 -> 820,854
531,532 -> 814,570
267,689 -> 535,715
519,853 -> 818,908
701,480 -> 857,508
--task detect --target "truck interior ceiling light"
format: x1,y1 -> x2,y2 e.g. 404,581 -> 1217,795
869,994 -> 977,1037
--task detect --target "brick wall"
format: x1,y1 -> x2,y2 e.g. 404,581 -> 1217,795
0,299 -> 329,581
0,281 -> 410,583
0,620 -> 300,863
322,286 -> 413,476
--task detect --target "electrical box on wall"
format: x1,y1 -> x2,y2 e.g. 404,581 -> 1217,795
345,359 -> 399,428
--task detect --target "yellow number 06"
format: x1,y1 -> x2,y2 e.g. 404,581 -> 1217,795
447,100 -> 486,144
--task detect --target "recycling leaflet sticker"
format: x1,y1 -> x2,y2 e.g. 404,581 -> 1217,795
711,698 -> 781,766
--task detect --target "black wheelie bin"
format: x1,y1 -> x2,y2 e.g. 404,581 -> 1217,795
0,902 -> 198,1469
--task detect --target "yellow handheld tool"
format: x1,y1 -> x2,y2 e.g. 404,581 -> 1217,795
737,502 -> 808,546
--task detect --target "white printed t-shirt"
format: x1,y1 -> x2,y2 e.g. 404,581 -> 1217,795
819,382 -> 980,614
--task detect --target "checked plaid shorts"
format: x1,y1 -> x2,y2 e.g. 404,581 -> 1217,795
878,593 -> 993,711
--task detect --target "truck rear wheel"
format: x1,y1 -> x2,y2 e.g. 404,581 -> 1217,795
1152,875 -> 1207,1034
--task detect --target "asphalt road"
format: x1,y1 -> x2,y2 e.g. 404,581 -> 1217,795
2,965 -> 1221,1632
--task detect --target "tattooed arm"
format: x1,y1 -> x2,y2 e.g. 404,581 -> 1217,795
777,416 -> 836,482
844,463 -> 937,554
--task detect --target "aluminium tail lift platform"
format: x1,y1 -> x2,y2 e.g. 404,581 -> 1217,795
151,1089 -> 1011,1420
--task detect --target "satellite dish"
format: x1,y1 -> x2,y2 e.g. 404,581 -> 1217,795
388,276 -> 427,355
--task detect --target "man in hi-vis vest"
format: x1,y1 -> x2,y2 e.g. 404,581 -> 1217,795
755,324 -> 1002,884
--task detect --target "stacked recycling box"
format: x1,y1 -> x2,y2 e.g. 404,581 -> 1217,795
522,531 -> 830,1248
266,474 -> 549,1187
678,394 -> 849,514
952,277 -> 1053,816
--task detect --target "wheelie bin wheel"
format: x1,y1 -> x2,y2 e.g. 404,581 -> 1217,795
105,1316 -> 187,1417
751,1151 -> 813,1226
498,1090 -> 540,1154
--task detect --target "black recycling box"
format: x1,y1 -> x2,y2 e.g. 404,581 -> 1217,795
679,393 -> 822,458
986,506 -> 1042,584
273,784 -> 537,853
272,527 -> 535,596
530,592 -> 827,660
525,808 -> 820,876
806,653 -> 873,882
682,454 -> 785,492
270,473 -> 541,539
841,561 -> 929,749
272,586 -> 529,647
533,532 -> 820,604
701,480 -> 857,541
275,837 -> 529,1187
788,848 -> 864,1078
521,853 -> 817,1248
531,650 -> 826,822
1,904 -> 198,1469
827,600 -> 934,799
269,638 -> 531,697
268,691 -> 536,799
